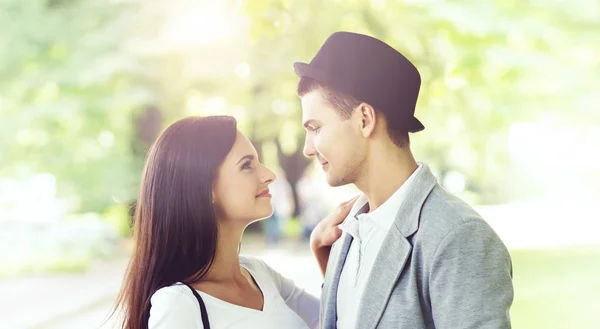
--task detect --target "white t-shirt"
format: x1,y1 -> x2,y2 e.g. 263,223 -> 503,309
148,256 -> 319,329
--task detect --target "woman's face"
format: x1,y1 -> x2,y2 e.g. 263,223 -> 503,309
212,130 -> 276,226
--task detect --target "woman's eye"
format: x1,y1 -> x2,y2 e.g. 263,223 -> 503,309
242,161 -> 252,170
312,127 -> 321,133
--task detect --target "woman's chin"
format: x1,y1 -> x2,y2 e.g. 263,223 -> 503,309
256,208 -> 274,221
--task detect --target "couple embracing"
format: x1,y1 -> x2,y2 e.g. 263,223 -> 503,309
114,32 -> 513,329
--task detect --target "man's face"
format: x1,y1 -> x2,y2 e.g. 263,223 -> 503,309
301,89 -> 366,187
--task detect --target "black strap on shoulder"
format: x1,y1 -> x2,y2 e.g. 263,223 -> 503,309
183,283 -> 211,329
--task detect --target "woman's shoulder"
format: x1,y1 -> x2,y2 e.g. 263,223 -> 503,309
239,255 -> 269,271
239,255 -> 289,288
152,283 -> 196,303
240,255 -> 283,282
149,283 -> 200,320
149,283 -> 204,328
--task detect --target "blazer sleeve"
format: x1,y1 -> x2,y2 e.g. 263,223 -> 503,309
429,221 -> 514,329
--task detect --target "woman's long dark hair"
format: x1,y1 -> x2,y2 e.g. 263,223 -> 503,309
113,116 -> 237,329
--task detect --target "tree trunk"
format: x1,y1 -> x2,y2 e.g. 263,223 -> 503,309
275,137 -> 311,217
129,105 -> 163,229
132,105 -> 163,156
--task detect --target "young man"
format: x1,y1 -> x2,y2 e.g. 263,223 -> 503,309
296,32 -> 513,329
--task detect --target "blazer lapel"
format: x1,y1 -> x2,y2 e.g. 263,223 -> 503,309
357,229 -> 412,329
356,164 -> 438,329
321,232 -> 354,329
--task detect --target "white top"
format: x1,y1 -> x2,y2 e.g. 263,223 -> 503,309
336,163 -> 423,329
148,256 -> 319,329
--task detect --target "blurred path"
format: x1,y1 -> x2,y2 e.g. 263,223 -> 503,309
1,234 -> 321,329
3,203 -> 600,329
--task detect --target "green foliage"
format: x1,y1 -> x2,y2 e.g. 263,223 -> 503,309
103,203 -> 133,237
1,0 -> 598,215
240,0 -> 600,203
283,216 -> 302,238
0,0 -> 148,212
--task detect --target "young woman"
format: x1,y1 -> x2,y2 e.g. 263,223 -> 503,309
114,116 -> 338,329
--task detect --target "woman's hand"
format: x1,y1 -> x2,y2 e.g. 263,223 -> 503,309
309,196 -> 359,276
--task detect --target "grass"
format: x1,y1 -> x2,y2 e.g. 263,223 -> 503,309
510,244 -> 600,329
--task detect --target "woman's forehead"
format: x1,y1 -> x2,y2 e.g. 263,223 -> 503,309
224,131 -> 256,162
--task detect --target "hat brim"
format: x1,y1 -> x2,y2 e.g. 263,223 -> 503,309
293,62 -> 311,78
408,116 -> 425,133
293,62 -> 333,89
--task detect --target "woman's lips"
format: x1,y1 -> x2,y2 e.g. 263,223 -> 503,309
256,189 -> 271,198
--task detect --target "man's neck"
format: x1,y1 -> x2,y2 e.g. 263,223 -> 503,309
356,146 -> 418,212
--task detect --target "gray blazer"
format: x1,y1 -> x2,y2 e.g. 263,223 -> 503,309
321,164 -> 513,329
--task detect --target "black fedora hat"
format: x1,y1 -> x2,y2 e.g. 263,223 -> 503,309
294,31 -> 424,133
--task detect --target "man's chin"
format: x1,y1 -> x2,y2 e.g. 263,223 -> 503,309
326,173 -> 348,188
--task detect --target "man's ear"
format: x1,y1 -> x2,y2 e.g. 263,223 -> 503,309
358,103 -> 376,138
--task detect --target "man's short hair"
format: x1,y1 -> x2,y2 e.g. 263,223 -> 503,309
297,77 -> 409,147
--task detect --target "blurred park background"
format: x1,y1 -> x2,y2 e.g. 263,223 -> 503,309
1,0 -> 599,328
